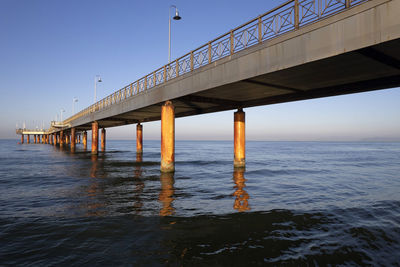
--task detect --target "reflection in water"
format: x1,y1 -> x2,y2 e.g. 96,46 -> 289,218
159,172 -> 175,216
90,154 -> 99,178
232,168 -> 250,212
133,153 -> 144,214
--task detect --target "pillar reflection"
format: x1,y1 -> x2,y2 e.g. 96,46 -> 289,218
132,153 -> 144,214
232,168 -> 250,212
90,154 -> 99,178
159,172 -> 175,216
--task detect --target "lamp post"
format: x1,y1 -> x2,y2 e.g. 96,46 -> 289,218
94,75 -> 102,103
72,97 -> 78,114
169,5 -> 181,63
60,108 -> 65,122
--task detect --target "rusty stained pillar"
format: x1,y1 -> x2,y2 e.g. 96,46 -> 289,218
83,131 -> 87,150
78,134 -> 81,144
34,135 -> 36,144
20,134 -> 24,144
53,134 -> 57,146
234,108 -> 245,168
42,135 -> 44,144
65,134 -> 69,145
71,128 -> 76,151
92,122 -> 99,154
101,128 -> 106,152
27,135 -> 30,144
36,135 -> 39,144
136,123 -> 143,154
45,135 -> 48,144
161,101 -> 175,173
60,131 -> 64,146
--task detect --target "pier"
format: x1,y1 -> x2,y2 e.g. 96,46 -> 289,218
16,0 -> 400,172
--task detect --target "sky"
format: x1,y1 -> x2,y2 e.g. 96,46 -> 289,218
0,0 -> 399,141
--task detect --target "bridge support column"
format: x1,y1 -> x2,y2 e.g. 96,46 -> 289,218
136,123 -> 143,154
92,122 -> 99,154
27,135 -> 30,144
21,134 -> 24,144
71,128 -> 76,151
161,101 -> 175,173
36,135 -> 39,144
83,131 -> 87,150
234,109 -> 245,168
33,135 -> 36,144
53,134 -> 56,146
101,128 -> 106,152
60,131 -> 64,146
42,135 -> 44,144
45,135 -> 48,144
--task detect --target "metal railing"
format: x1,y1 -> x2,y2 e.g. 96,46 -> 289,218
64,0 -> 368,124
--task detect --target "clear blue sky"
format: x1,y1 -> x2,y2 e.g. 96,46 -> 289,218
1,0 -> 399,141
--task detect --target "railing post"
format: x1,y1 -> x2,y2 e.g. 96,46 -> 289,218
190,51 -> 194,71
153,71 -> 156,87
294,0 -> 300,30
346,0 -> 350,8
176,59 -> 179,77
130,83 -> 133,97
230,30 -> 234,54
258,17 -> 262,43
144,75 -> 147,90
136,81 -> 139,94
164,65 -> 167,82
208,42 -> 212,63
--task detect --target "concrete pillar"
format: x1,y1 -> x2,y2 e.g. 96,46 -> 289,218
71,128 -> 76,151
136,123 -> 143,154
101,128 -> 106,152
161,101 -> 175,173
234,109 -> 245,168
53,134 -> 56,146
60,131 -> 64,146
27,135 -> 30,144
83,131 -> 87,150
42,135 -> 44,143
92,121 -> 99,154
65,134 -> 69,145
34,135 -> 36,144
21,134 -> 24,144
45,135 -> 48,144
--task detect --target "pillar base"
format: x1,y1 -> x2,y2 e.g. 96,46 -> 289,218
161,161 -> 175,173
234,158 -> 246,169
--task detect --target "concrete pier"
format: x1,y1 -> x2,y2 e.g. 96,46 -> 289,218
234,109 -> 245,168
136,123 -> 143,154
60,131 -> 64,146
27,135 -> 30,144
92,121 -> 99,154
71,128 -> 76,151
83,131 -> 87,150
21,134 -> 24,144
161,101 -> 175,173
101,128 -> 106,152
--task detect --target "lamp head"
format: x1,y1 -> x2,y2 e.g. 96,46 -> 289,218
173,9 -> 181,20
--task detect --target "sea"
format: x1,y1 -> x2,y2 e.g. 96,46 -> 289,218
0,139 -> 399,266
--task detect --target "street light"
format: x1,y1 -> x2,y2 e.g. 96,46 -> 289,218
169,5 -> 182,63
60,108 -> 65,122
72,97 -> 78,114
94,75 -> 102,103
